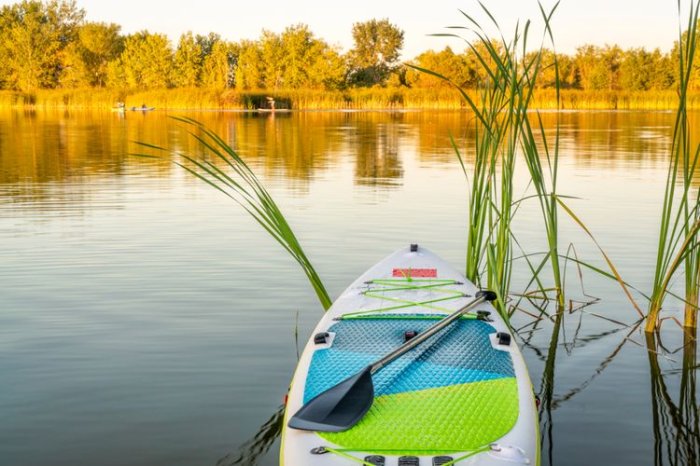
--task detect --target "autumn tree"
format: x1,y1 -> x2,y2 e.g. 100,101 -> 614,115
597,45 -> 623,90
173,32 -> 203,87
572,45 -> 599,90
61,22 -> 122,87
648,49 -> 675,90
277,24 -> 345,89
107,31 -> 173,88
556,54 -> 577,88
60,38 -> 88,87
671,22 -> 700,90
0,0 -> 84,90
619,48 -> 656,91
235,39 -> 263,90
278,25 -> 311,88
196,32 -> 219,56
407,47 -> 469,88
201,38 -> 236,89
304,42 -> 345,90
522,49 -> 576,89
462,40 -> 506,88
573,45 -> 623,91
259,30 -> 284,89
347,19 -> 404,87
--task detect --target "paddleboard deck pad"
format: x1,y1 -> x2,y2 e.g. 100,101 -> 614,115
281,245 -> 539,466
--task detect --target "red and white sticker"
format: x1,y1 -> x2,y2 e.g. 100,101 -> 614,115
392,268 -> 438,278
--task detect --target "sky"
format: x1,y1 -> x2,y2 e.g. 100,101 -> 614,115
5,0 -> 689,58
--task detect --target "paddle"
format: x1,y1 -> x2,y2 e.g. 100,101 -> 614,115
287,290 -> 497,432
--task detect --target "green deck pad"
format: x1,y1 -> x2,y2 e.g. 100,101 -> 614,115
318,377 -> 519,455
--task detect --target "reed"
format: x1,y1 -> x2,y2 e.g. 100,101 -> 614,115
136,116 -> 333,311
519,107 -> 565,310
0,89 -> 115,107
687,190 -> 700,329
452,130 -> 491,287
646,0 -> 700,333
0,90 -> 36,106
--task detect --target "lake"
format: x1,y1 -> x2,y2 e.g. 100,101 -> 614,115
0,109 -> 697,466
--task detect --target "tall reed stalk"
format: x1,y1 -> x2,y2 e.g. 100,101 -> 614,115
646,0 -> 700,332
422,26 -> 520,313
138,117 -> 332,311
418,1 -> 563,315
687,190 -> 700,329
515,2 -> 565,309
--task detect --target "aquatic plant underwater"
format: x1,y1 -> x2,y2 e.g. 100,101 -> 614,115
138,1 -> 700,464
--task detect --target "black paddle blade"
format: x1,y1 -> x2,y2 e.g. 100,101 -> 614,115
287,366 -> 374,432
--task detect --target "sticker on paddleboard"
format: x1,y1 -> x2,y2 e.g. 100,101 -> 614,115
392,268 -> 437,278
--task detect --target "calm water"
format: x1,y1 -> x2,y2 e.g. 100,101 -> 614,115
0,109 -> 697,466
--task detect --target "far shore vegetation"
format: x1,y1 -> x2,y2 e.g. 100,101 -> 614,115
3,0 -> 700,110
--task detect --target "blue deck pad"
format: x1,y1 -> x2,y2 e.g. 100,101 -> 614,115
304,318 -> 515,403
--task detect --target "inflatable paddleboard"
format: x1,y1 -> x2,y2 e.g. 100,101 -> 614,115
281,244 -> 539,466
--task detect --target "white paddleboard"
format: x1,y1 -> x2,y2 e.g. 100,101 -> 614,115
281,245 -> 539,466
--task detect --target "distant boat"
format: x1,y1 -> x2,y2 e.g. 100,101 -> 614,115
256,108 -> 290,113
129,106 -> 155,112
111,103 -> 155,113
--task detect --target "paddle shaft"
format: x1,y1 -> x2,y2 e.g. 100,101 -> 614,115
369,293 -> 489,374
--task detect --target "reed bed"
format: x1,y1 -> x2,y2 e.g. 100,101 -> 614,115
3,87 -> 700,110
414,1 -> 568,315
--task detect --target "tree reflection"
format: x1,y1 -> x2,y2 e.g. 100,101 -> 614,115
3,109 -> 694,204
353,117 -> 403,185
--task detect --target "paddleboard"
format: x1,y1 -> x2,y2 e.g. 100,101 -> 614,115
281,244 -> 539,466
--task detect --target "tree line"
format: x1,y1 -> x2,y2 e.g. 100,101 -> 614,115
0,0 -> 695,94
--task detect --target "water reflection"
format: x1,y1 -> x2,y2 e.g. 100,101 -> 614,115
647,331 -> 699,466
559,111 -> 673,167
216,406 -> 284,466
4,110 -> 698,197
4,108 -> 700,466
353,119 -> 403,185
516,298 -> 648,466
538,307 -> 563,466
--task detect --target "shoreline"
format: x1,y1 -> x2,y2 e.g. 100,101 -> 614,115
1,88 -> 697,111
